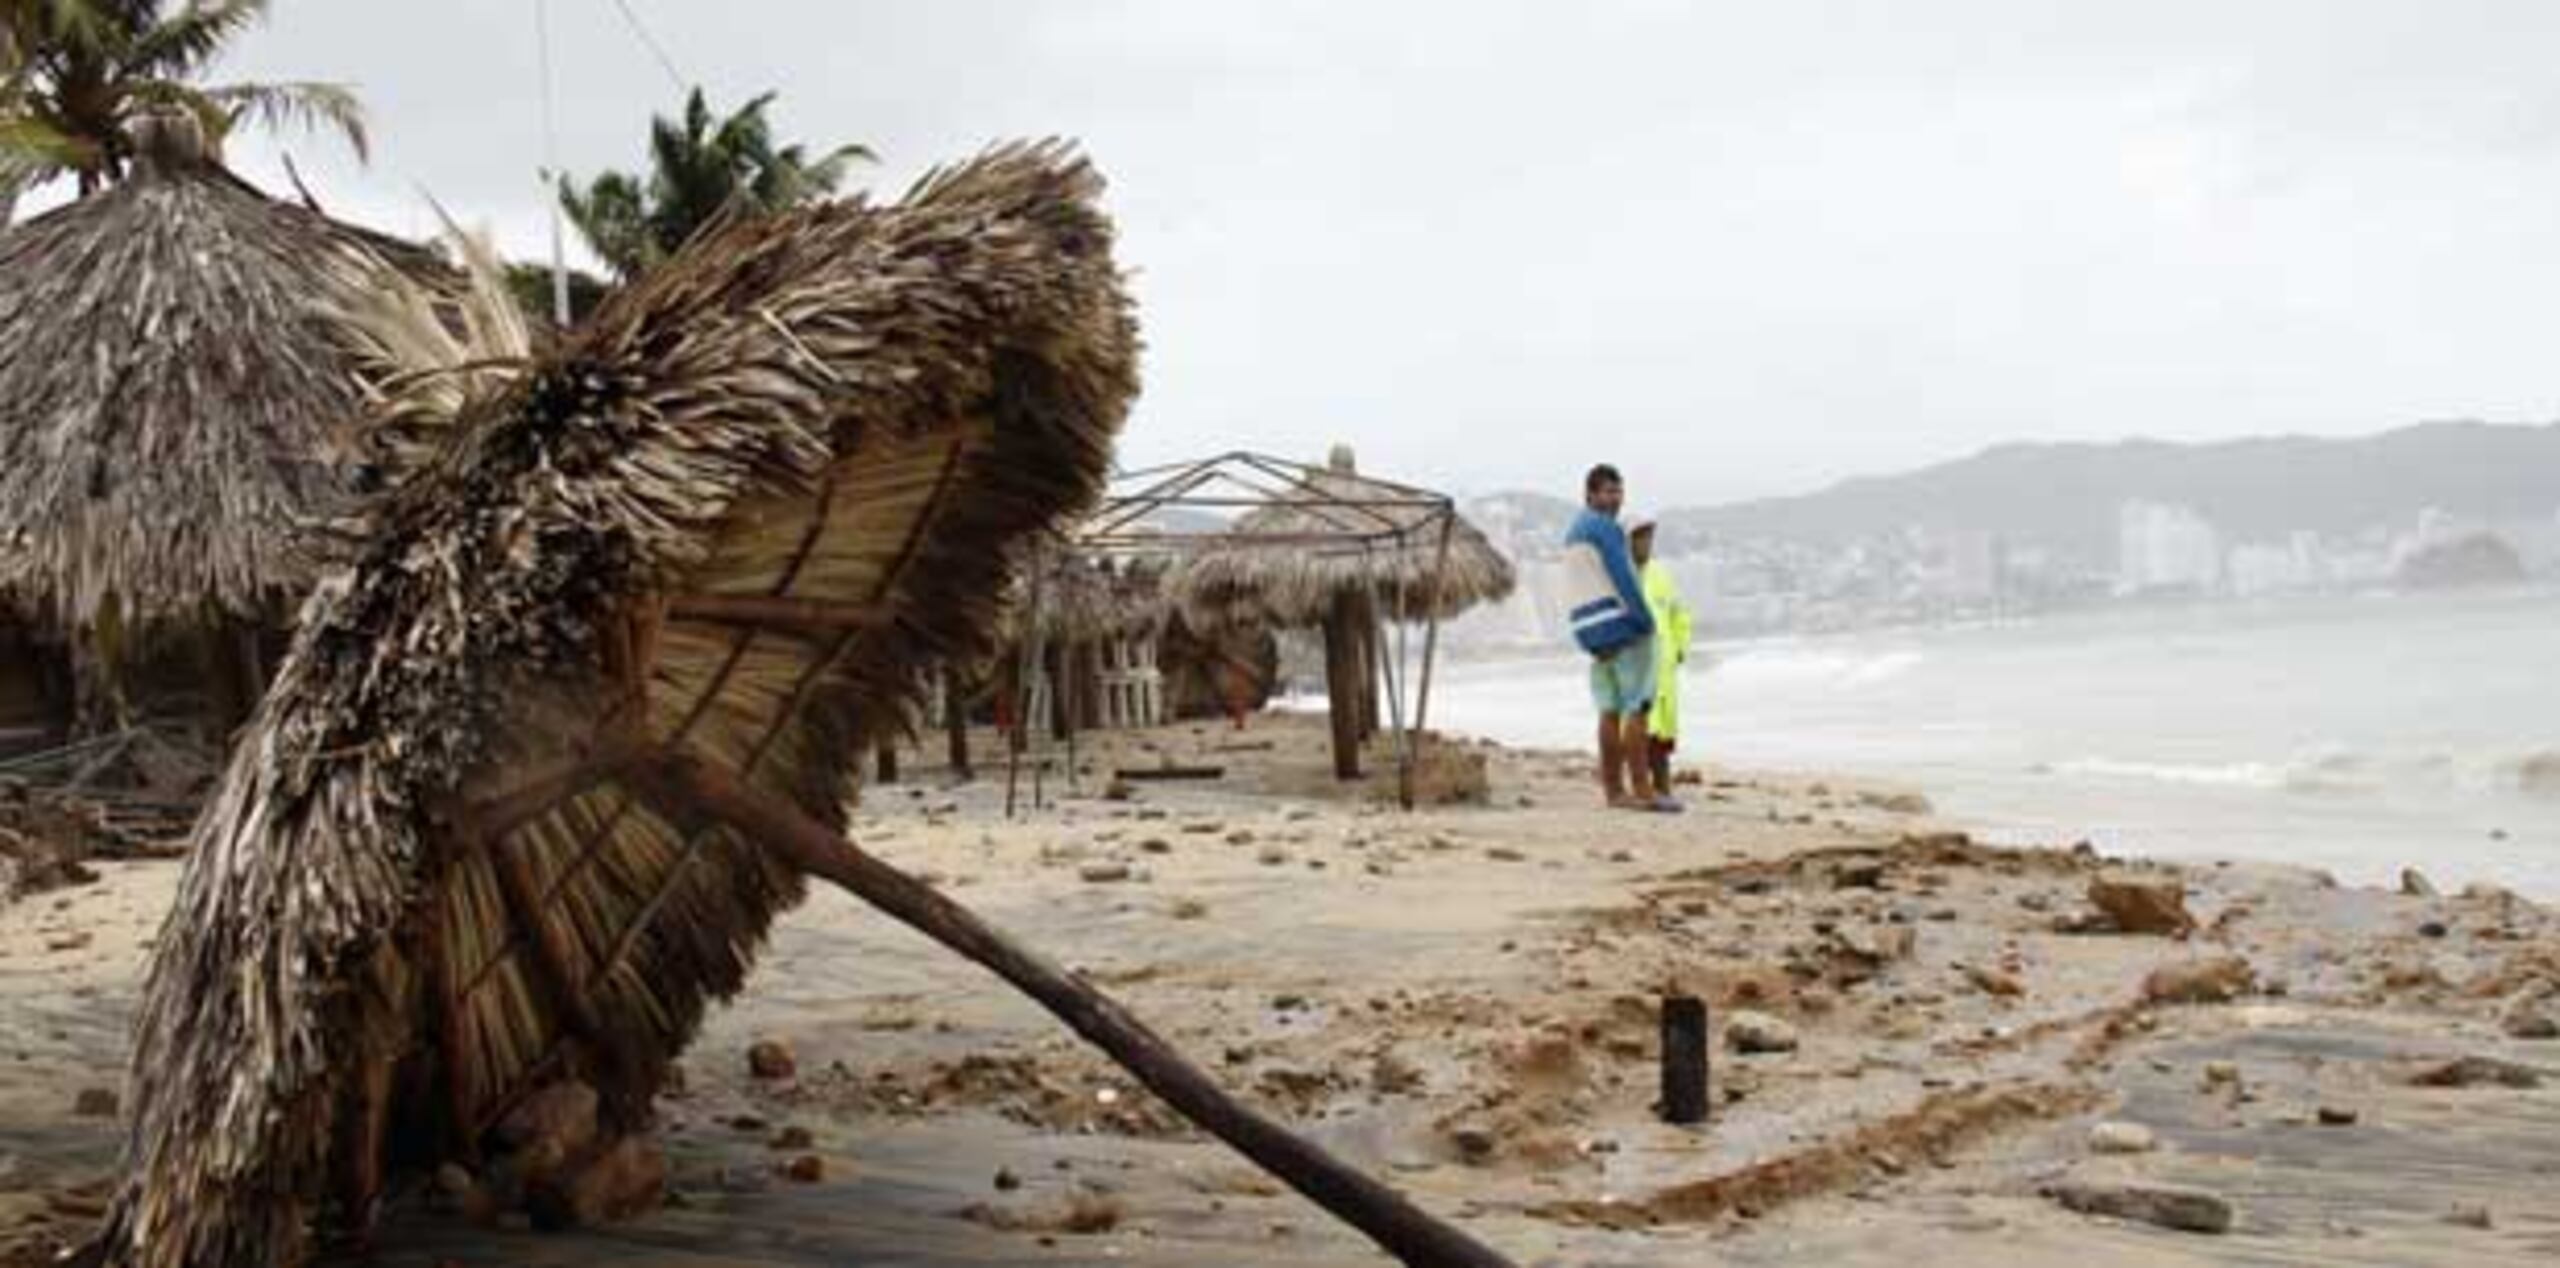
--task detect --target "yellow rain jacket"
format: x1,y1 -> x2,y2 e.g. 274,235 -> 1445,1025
1640,559 -> 1693,740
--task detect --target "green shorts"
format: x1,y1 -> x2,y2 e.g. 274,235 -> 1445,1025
1588,635 -> 1657,718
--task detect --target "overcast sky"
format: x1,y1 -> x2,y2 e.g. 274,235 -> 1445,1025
143,1 -> 2560,506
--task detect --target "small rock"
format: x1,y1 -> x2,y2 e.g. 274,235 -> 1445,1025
2443,1204 -> 2494,1229
1484,847 -> 1526,863
2047,1181 -> 2233,1234
2409,1055 -> 2542,1089
2142,955 -> 2255,1005
1448,1126 -> 1497,1162
2400,868 -> 2438,898
499,1080 -> 602,1186
1963,964 -> 2025,998
1224,830 -> 1256,846
1833,862 -> 1885,890
530,1136 -> 665,1230
1077,861 -> 1132,884
1726,1010 -> 1800,1055
2417,920 -> 2449,939
2202,1060 -> 2242,1087
2088,1121 -> 2157,1155
72,1087 -> 118,1118
2315,1105 -> 2358,1126
770,1126 -> 815,1150
1101,779 -> 1135,801
1256,846 -> 1289,866
2498,990 -> 2558,1040
2087,874 -> 2196,937
746,1039 -> 798,1081
781,1154 -> 825,1183
995,1166 -> 1023,1191
1136,838 -> 1173,855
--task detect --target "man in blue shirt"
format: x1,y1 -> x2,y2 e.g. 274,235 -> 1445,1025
1561,464 -> 1679,812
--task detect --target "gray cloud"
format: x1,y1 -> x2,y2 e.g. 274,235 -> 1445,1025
138,1 -> 2560,505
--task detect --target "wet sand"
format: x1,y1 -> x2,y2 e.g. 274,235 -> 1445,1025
4,714 -> 2556,1265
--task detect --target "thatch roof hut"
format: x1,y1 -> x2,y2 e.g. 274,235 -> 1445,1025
1007,549 -> 1170,646
100,143 -> 1143,1267
1165,447 -> 1514,779
0,116 -> 451,639
1169,447 -> 1515,633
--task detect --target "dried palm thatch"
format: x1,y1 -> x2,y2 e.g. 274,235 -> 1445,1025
0,120 -> 454,636
101,142 -> 1143,1268
1168,464 -> 1515,633
1005,549 -> 1170,645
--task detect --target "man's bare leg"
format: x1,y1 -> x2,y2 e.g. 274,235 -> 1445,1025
1597,713 -> 1628,804
1621,713 -> 1658,802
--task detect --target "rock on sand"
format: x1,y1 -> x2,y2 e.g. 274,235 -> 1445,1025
1726,1010 -> 1800,1054
2087,874 -> 2196,937
2048,1181 -> 2233,1234
2142,955 -> 2254,1005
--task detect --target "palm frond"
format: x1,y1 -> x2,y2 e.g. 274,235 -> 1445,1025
0,111 -> 92,178
123,0 -> 267,78
202,79 -> 367,162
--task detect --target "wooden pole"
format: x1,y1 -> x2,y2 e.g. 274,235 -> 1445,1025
1660,995 -> 1709,1125
643,750 -> 1513,1268
943,669 -> 973,781
875,740 -> 899,786
1412,514 -> 1456,733
1321,595 -> 1363,780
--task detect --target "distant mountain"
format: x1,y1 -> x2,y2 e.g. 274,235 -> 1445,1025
1661,421 -> 2560,560
1452,421 -> 2560,647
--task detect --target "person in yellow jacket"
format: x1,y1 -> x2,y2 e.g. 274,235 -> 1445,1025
1627,517 -> 1693,793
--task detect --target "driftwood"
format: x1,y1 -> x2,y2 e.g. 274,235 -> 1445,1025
647,750 -> 1511,1267
1113,764 -> 1225,782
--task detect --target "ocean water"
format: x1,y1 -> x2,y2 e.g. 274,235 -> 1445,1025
1429,587 -> 2560,899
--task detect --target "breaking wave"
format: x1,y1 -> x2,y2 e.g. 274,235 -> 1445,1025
2048,747 -> 2560,799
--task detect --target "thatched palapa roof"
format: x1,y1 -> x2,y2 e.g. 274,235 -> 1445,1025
0,119 -> 454,633
1006,550 -> 1170,645
102,142 -> 1140,1267
1169,451 -> 1515,631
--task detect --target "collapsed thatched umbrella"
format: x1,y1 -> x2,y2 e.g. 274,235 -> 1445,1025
99,143 -> 1504,1268
0,115 -> 454,730
1169,447 -> 1515,779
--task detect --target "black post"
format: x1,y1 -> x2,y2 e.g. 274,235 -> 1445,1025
1660,995 -> 1709,1125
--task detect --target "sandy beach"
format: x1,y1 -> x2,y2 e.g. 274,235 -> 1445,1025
5,713 -> 2557,1265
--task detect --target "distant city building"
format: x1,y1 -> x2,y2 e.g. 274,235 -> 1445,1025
2116,501 -> 2222,593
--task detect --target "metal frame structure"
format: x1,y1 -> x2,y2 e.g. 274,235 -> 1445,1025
1007,450 -> 1464,811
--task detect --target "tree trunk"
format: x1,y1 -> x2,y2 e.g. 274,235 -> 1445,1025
1322,593 -> 1364,780
943,669 -> 973,780
874,740 -> 899,785
642,751 -> 1513,1268
1046,643 -> 1073,743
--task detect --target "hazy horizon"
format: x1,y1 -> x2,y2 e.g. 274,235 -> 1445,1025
37,1 -> 2560,506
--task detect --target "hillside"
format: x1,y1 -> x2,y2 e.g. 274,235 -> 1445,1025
1660,421 -> 2560,559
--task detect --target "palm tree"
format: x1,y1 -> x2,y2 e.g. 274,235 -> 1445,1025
560,88 -> 870,281
0,0 -> 366,214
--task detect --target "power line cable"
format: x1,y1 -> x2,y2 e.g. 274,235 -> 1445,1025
607,0 -> 690,93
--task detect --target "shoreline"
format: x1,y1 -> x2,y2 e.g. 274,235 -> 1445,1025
5,714 -> 2556,1265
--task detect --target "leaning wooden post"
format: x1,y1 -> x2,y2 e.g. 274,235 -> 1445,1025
645,750 -> 1514,1268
